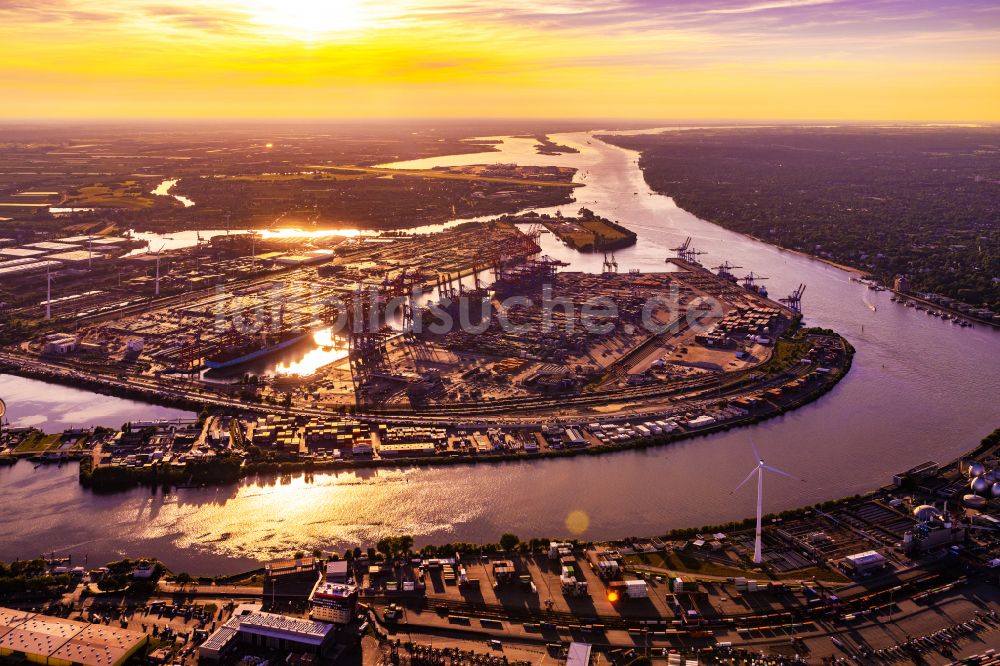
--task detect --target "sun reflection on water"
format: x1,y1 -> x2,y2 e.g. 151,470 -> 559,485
272,328 -> 349,376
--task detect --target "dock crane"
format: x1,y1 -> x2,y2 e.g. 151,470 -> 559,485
781,284 -> 806,313
741,272 -> 770,297
685,246 -> 706,264
472,264 -> 483,291
602,252 -> 618,274
668,237 -> 692,261
712,261 -> 742,282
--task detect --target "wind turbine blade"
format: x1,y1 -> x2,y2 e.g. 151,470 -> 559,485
749,437 -> 761,463
730,466 -> 759,494
763,464 -> 805,482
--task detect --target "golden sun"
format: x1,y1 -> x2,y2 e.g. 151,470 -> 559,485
238,0 -> 373,41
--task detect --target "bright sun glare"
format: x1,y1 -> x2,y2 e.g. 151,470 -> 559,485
239,0 -> 372,40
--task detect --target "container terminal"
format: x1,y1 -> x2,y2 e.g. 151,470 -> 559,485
0,219 -> 852,480
3,220 -> 839,401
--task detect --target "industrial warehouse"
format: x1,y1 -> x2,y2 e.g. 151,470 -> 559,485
199,604 -> 338,662
0,607 -> 147,666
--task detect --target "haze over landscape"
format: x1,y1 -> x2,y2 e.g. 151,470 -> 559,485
2,0 -> 999,120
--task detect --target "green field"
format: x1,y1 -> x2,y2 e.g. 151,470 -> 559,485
625,551 -> 847,583
14,432 -> 62,453
762,337 -> 811,373
64,180 -> 156,210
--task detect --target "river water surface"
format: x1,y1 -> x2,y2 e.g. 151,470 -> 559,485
1,130 -> 998,573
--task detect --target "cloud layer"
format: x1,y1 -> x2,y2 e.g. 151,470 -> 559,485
0,0 -> 997,119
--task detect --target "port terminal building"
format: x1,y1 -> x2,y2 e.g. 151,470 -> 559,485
199,604 -> 336,662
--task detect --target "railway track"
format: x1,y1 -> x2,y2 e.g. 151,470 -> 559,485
0,337 -> 822,427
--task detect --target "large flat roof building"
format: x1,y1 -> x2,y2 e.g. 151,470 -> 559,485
0,259 -> 62,278
326,560 -> 349,583
26,241 -> 82,252
0,607 -> 147,666
198,626 -> 239,661
89,237 -> 130,246
0,247 -> 46,259
0,257 -> 50,276
265,556 -> 318,578
51,624 -> 149,666
843,550 -> 888,575
47,250 -> 107,266
200,605 -> 336,662
56,235 -> 99,244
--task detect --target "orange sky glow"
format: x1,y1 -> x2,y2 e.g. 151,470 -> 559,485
1,0 -> 998,120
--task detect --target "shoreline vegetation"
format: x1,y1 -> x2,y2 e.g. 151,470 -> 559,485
599,127 -> 1000,316
1,327 -> 854,491
510,134 -> 581,155
534,135 -> 580,155
533,208 -> 638,253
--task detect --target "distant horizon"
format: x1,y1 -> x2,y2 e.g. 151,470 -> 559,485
0,118 -> 997,127
2,0 -> 998,122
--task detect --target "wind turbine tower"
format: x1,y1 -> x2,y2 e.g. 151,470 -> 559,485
45,266 -> 53,320
152,243 -> 166,296
731,440 -> 804,564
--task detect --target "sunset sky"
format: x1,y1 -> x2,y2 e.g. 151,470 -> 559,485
1,0 -> 998,121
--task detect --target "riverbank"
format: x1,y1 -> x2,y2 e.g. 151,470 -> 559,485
748,238 -> 999,329
741,237 -> 999,329
888,289 -> 1000,329
743,232 -> 870,278
599,127 -> 1000,313
34,328 -> 852,493
0,357 -> 217,415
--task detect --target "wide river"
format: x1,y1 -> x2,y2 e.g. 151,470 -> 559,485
2,130 -> 999,574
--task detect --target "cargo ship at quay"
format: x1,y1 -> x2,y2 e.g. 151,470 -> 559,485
203,330 -> 314,370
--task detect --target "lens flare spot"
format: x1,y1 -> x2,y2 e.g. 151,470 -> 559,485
607,590 -> 619,603
565,510 -> 590,535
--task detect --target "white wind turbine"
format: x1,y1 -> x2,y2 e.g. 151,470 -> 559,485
152,243 -> 166,296
731,439 -> 804,565
45,265 -> 54,320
